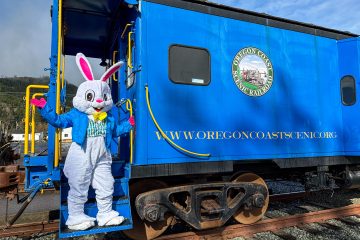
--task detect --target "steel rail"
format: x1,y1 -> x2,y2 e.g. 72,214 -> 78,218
155,204 -> 360,240
0,221 -> 58,238
270,191 -> 309,202
0,193 -> 356,239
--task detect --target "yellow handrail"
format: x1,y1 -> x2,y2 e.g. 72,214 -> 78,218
126,100 -> 134,164
128,31 -> 134,69
121,23 -> 133,39
31,93 -> 44,154
24,85 -> 49,155
54,0 -> 63,168
112,51 -> 118,81
61,54 -> 65,89
145,86 -> 211,158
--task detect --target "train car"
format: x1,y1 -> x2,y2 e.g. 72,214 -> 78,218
20,0 -> 360,239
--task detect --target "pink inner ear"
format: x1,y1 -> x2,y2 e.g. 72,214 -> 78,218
80,58 -> 93,80
102,65 -> 120,82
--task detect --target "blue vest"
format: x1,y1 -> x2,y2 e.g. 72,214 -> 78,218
39,104 -> 132,149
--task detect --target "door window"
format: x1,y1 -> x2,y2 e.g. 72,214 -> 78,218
341,75 -> 356,106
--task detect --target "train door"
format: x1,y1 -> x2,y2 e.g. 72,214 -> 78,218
338,38 -> 360,154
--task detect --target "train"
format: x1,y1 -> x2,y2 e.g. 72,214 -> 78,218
17,0 -> 360,239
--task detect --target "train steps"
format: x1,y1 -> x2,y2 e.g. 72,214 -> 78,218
59,161 -> 133,238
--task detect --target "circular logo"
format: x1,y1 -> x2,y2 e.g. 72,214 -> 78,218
232,47 -> 274,97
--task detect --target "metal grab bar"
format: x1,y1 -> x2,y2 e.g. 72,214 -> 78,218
31,93 -> 44,154
55,0 -> 63,168
126,100 -> 134,164
128,31 -> 134,69
121,23 -> 133,39
61,55 -> 65,88
24,85 -> 49,155
112,50 -> 118,81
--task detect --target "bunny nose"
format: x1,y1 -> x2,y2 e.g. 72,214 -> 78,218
96,99 -> 103,103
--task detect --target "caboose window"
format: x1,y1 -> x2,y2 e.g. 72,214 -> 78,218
341,75 -> 356,106
169,45 -> 210,85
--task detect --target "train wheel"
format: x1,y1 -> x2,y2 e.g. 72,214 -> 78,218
123,179 -> 174,240
231,173 -> 269,224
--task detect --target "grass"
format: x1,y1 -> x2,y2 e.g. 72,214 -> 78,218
242,81 -> 259,90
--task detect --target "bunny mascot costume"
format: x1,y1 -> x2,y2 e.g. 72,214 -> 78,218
31,53 -> 135,230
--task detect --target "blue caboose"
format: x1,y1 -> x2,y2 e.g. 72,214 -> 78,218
21,0 -> 360,239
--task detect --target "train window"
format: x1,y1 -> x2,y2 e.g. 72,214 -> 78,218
341,75 -> 356,106
169,45 -> 210,85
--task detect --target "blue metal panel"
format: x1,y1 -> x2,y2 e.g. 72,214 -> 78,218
143,1 -> 224,163
59,163 -> 132,237
59,199 -> 133,238
110,107 -> 120,155
133,1 -> 348,166
24,155 -> 48,167
47,0 -> 59,175
134,3 -> 148,165
339,38 -> 360,153
24,155 -> 60,191
117,13 -> 142,163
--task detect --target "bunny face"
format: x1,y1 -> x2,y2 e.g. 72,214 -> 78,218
73,81 -> 113,115
73,53 -> 123,115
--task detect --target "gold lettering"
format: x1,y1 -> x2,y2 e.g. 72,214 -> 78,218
207,131 -> 215,140
278,132 -> 284,139
183,131 -> 194,140
331,132 -> 337,138
169,131 -> 180,140
241,131 -> 249,139
296,132 -> 302,139
155,131 -> 163,140
266,132 -> 272,139
216,131 -> 224,140
250,131 -> 257,139
272,132 -> 278,139
155,130 -> 338,141
303,132 -> 310,138
224,131 -> 232,139
233,131 -> 241,139
197,131 -> 206,140
257,131 -> 265,139
284,132 -> 292,139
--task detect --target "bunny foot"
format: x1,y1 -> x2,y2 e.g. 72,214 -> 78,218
68,220 -> 95,230
104,216 -> 125,226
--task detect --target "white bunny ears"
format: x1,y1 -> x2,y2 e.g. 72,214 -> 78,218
76,53 -> 124,82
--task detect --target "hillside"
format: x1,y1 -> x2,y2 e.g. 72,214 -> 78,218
0,76 -> 77,132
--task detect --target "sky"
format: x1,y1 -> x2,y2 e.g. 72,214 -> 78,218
0,0 -> 359,85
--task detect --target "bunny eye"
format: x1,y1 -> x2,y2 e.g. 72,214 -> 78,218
85,90 -> 95,102
103,94 -> 108,101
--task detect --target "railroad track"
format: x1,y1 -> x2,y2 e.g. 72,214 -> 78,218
1,191 -> 359,239
0,221 -> 58,238
154,204 -> 360,240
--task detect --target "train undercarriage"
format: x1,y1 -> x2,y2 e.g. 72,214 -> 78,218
123,172 -> 269,239
2,156 -> 360,240
122,157 -> 360,239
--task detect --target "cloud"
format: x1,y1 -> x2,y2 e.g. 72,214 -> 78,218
212,0 -> 360,34
0,0 -> 359,85
0,0 -> 104,85
0,1 -> 51,78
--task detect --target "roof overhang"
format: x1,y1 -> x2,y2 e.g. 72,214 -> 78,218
62,0 -> 126,58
